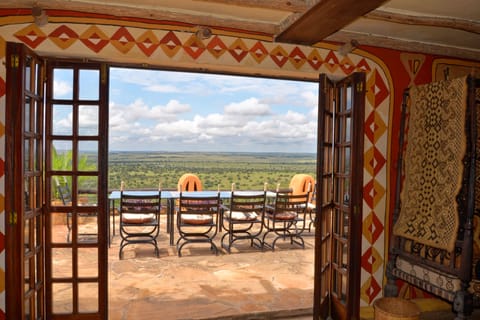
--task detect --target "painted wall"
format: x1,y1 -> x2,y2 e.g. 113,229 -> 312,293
0,9 -> 478,318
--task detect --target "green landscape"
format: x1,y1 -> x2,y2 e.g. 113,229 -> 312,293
108,152 -> 316,191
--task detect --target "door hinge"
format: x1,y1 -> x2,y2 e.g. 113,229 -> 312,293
356,82 -> 363,93
9,211 -> 18,225
353,205 -> 359,216
11,54 -> 19,68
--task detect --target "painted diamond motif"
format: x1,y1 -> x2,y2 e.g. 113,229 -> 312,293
363,179 -> 386,210
356,58 -> 372,73
136,30 -> 160,57
324,50 -> 339,73
80,26 -> 109,53
270,45 -> 288,67
361,276 -> 382,304
159,31 -> 182,57
362,212 -> 384,245
14,24 -> 47,49
307,49 -> 323,70
207,36 -> 227,59
365,146 -> 387,177
111,27 -> 135,54
288,46 -> 307,69
49,25 -> 78,49
228,39 -> 248,63
339,56 -> 355,75
367,70 -> 389,108
249,41 -> 268,63
183,35 -> 206,60
365,112 -> 387,145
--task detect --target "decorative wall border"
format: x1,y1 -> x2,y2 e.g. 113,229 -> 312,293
0,12 -> 392,316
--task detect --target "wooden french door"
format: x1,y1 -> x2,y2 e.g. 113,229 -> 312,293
6,42 -> 46,320
314,72 -> 365,320
5,42 -> 109,319
44,61 -> 109,319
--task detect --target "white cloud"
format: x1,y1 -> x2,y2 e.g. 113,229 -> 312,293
106,68 -> 319,152
53,80 -> 72,98
224,98 -> 270,116
278,110 -> 308,124
145,84 -> 179,93
301,91 -> 317,108
151,100 -> 191,115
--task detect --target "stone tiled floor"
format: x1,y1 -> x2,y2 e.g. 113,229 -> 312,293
108,223 -> 315,320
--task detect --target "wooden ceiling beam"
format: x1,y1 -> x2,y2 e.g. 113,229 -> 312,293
326,30 -> 480,61
366,9 -> 480,35
194,0 -> 311,13
275,0 -> 388,45
1,0 -> 278,35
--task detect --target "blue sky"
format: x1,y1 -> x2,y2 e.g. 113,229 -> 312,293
55,68 -> 319,153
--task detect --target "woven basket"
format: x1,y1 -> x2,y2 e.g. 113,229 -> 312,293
373,297 -> 420,320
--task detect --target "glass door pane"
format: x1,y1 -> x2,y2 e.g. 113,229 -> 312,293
45,62 -> 108,319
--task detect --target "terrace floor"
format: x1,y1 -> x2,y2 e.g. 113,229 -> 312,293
104,216 -> 477,320
108,218 -> 315,320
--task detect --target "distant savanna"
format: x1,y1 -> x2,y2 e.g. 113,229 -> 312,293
108,151 -> 316,191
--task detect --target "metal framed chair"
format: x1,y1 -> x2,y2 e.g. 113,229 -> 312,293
288,174 -> 316,232
220,191 -> 266,253
262,190 -> 309,250
55,176 -> 99,243
176,193 -> 221,257
119,191 -> 162,259
54,177 -> 73,242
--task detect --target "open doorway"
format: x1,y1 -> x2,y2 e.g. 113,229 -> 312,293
107,68 -> 318,318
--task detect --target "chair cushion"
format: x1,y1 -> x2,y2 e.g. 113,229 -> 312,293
269,211 -> 297,220
181,214 -> 213,225
122,213 -> 156,224
225,210 -> 258,221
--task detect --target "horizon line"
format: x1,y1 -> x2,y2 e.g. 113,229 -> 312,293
108,150 -> 316,154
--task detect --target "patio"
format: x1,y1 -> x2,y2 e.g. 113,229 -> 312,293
108,214 -> 315,320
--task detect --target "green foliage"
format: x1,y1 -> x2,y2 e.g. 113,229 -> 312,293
52,146 -> 98,198
108,152 -> 316,191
